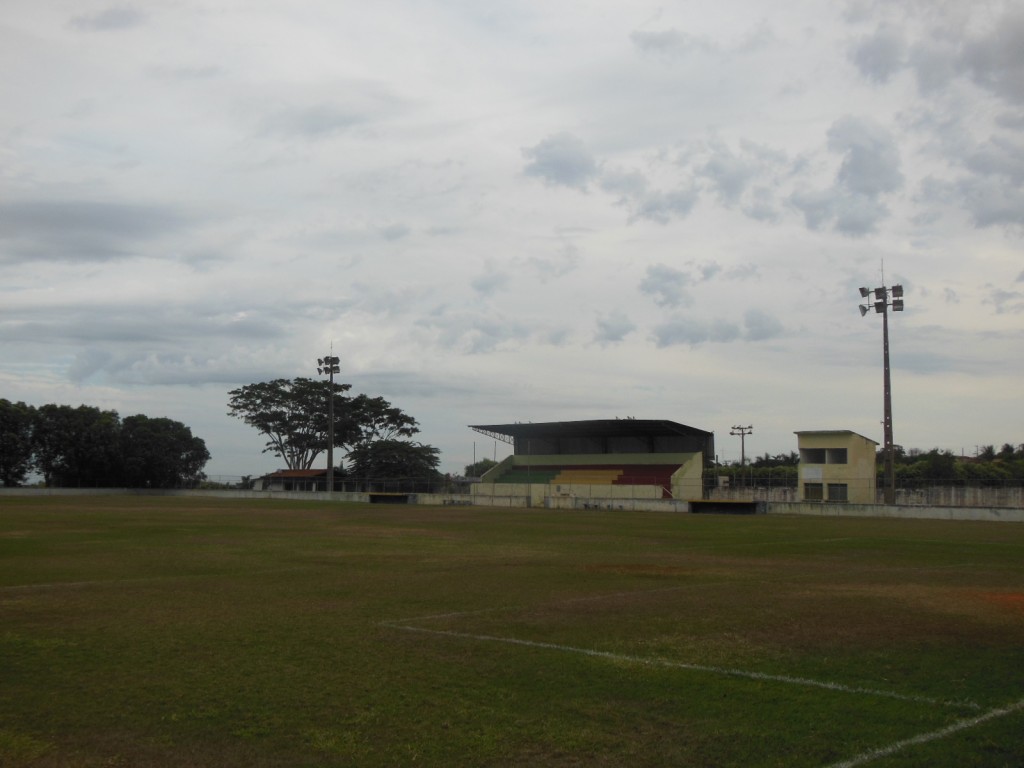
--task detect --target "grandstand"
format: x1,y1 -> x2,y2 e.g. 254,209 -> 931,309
469,420 -> 713,508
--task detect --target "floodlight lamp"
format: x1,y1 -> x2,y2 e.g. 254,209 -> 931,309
892,284 -> 903,298
859,304 -> 869,316
893,299 -> 904,311
859,286 -> 870,298
317,367 -> 323,375
874,300 -> 886,313
317,358 -> 324,366
874,287 -> 886,300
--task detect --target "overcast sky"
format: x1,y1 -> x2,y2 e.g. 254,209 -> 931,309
2,0 -> 1022,478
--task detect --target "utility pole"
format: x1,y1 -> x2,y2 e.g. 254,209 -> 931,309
317,354 -> 340,493
730,425 -> 753,466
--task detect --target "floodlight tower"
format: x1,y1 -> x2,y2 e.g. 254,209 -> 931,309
730,425 -> 753,466
317,354 -> 341,493
858,283 -> 904,505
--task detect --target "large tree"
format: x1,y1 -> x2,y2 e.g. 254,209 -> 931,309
32,404 -> 122,488
348,439 -> 441,481
29,404 -> 210,488
120,414 -> 211,488
226,378 -> 420,470
349,394 -> 419,447
0,399 -> 35,487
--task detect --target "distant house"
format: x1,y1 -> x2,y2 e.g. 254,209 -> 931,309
254,469 -> 328,492
795,430 -> 878,504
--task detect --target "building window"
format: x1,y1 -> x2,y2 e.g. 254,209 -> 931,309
804,483 -> 823,501
800,449 -> 827,464
800,448 -> 847,464
828,483 -> 848,502
826,448 -> 848,464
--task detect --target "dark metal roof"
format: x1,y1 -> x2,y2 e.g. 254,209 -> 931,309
469,419 -> 712,444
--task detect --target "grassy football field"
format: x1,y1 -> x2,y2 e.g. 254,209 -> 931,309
1,494 -> 1023,767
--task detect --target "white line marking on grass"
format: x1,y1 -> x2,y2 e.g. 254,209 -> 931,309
383,622 -> 978,710
824,698 -> 1024,768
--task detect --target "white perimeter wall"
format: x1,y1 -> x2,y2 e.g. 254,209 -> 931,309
2,489 -> 1021,523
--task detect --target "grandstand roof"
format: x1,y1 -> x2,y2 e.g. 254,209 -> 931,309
469,419 -> 711,443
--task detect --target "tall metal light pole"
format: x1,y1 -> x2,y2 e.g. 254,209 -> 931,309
730,425 -> 753,466
317,354 -> 340,493
859,283 -> 904,505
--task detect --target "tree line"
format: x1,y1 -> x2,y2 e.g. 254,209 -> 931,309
888,444 -> 1024,485
0,378 -> 441,490
0,400 -> 210,488
712,445 -> 1024,488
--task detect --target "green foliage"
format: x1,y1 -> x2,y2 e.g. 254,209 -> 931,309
32,404 -> 122,487
464,458 -> 499,478
120,415 -> 211,488
715,464 -> 798,488
750,451 -> 799,468
347,439 -> 440,480
0,399 -> 34,486
226,378 -> 423,471
227,378 -> 356,470
349,394 -> 419,448
998,443 -> 1018,460
1,402 -> 211,488
891,445 -> 1024,485
713,453 -> 798,487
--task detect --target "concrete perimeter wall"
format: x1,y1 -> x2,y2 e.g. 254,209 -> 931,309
2,488 -> 1022,523
770,501 -> 1024,523
0,488 -> 370,503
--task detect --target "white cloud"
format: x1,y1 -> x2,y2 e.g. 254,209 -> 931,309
380,223 -> 411,241
70,6 -> 146,31
260,104 -> 367,139
828,116 -> 904,197
984,285 -> 1024,314
652,316 -> 741,347
629,28 -> 718,57
0,200 -> 195,262
639,264 -> 694,308
594,311 -> 636,345
789,116 -> 903,236
699,142 -> 759,204
522,132 -> 600,189
961,11 -> 1024,105
470,264 -> 511,297
849,25 -> 907,84
743,309 -> 784,341
629,186 -> 700,224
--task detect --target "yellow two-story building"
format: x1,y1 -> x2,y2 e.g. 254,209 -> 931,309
795,430 -> 878,504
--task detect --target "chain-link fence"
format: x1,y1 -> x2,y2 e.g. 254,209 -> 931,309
19,473 -> 1024,508
705,474 -> 1024,508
